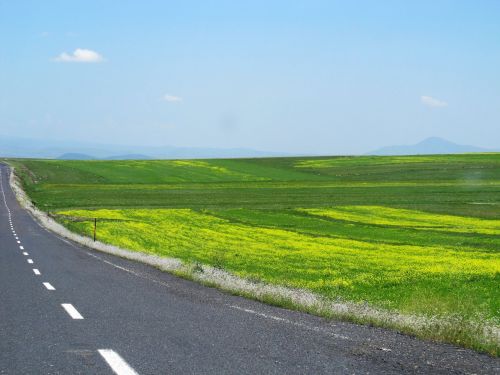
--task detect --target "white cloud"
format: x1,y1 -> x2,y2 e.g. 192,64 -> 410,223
421,95 -> 448,108
54,48 -> 104,63
163,94 -> 182,103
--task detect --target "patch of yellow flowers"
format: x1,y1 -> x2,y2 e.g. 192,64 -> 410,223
302,206 -> 500,235
57,207 -> 499,301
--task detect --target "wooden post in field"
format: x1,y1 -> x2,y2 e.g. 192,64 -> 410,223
93,218 -> 97,242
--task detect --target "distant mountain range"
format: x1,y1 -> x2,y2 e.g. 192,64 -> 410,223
57,153 -> 152,160
0,137 -> 288,160
57,153 -> 96,160
367,137 -> 497,155
0,136 -> 496,159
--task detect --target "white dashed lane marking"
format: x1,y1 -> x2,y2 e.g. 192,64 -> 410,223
43,282 -> 55,291
1,169 -> 142,374
98,349 -> 139,375
61,304 -> 84,320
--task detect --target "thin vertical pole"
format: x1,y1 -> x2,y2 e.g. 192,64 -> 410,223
93,218 -> 97,242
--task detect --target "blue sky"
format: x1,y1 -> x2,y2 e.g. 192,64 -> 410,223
0,0 -> 499,154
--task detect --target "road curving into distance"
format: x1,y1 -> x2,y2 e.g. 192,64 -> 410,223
0,163 -> 498,374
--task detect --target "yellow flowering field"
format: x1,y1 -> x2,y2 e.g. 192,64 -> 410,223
56,207 -> 499,321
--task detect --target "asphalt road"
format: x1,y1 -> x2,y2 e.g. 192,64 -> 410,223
0,164 -> 498,374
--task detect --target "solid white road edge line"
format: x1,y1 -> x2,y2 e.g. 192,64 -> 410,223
43,282 -> 55,290
229,305 -> 350,341
33,269 -> 41,275
61,303 -> 84,319
98,349 -> 139,375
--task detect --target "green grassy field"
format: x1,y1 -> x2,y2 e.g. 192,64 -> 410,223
8,154 -> 500,354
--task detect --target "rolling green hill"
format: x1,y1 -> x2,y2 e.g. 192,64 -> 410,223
8,154 -> 500,354
10,155 -> 500,218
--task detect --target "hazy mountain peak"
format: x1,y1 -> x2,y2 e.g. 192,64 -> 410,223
416,137 -> 453,146
368,137 -> 494,155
